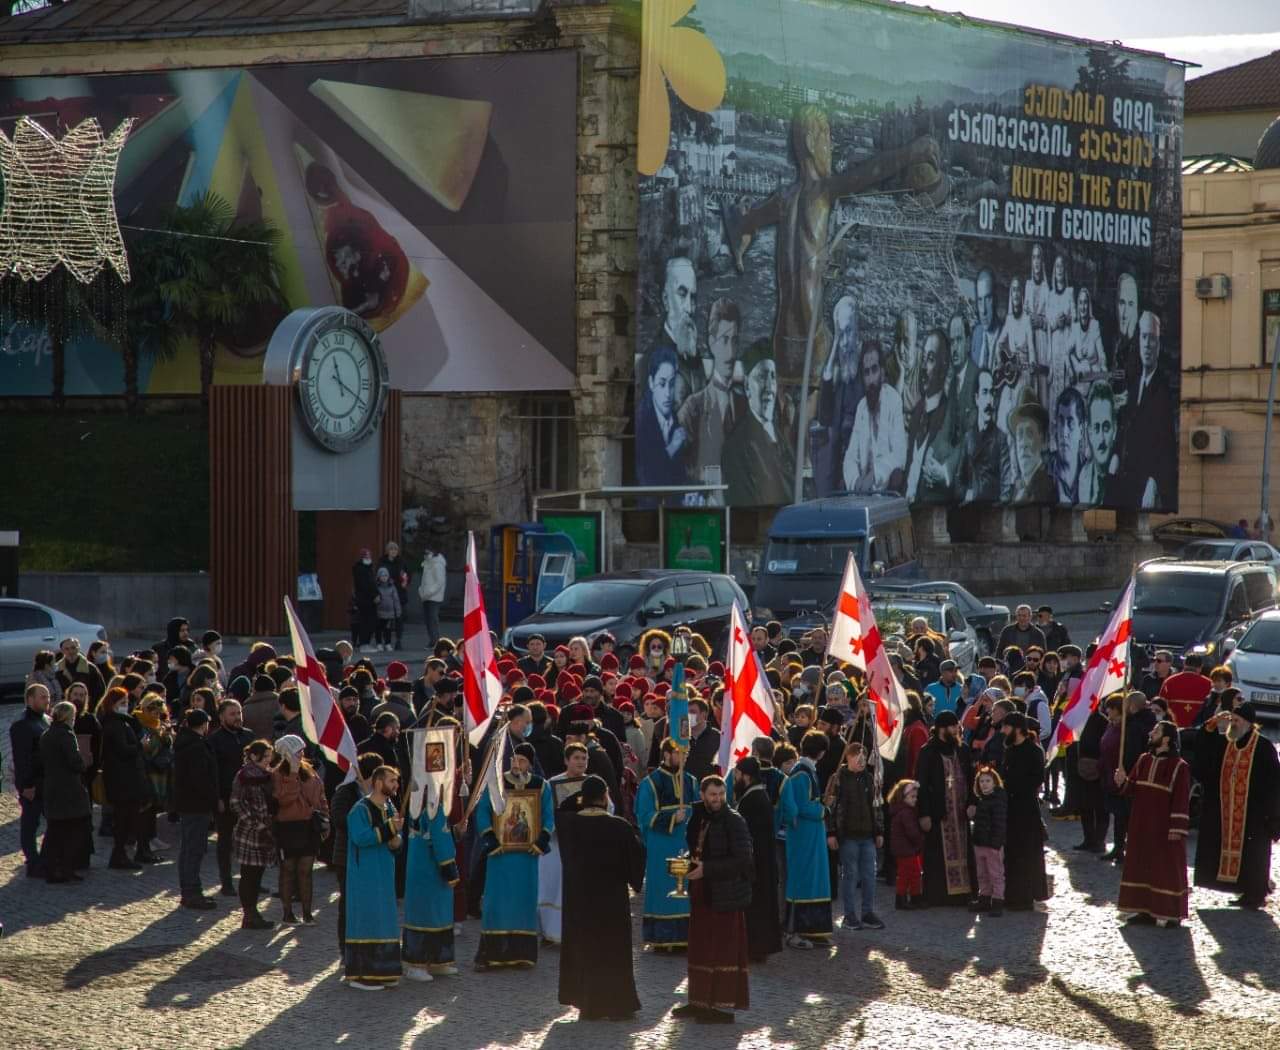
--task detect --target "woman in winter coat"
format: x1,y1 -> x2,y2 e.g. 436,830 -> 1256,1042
40,701 -> 92,881
270,735 -> 329,925
64,680 -> 101,796
96,686 -> 157,868
231,739 -> 278,929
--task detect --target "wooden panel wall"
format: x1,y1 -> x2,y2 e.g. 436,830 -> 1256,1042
209,385 -> 297,638
315,391 -> 403,631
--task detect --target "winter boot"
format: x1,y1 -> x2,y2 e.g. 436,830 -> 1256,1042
988,899 -> 1004,917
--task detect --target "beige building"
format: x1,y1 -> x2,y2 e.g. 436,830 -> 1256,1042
1180,120 -> 1280,529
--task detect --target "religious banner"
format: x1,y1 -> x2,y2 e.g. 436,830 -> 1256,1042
634,0 -> 1183,512
408,725 -> 458,821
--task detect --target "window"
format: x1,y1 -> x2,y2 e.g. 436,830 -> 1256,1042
1265,289 -> 1280,364
711,578 -> 738,608
0,605 -> 53,631
1226,581 -> 1250,622
945,607 -> 965,633
676,582 -> 711,612
645,586 -> 677,615
1243,571 -> 1276,613
524,396 -> 578,494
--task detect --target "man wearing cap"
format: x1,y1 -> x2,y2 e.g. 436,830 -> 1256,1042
1114,720 -> 1191,926
371,665 -> 414,729
1194,699 -> 1280,910
926,660 -> 963,718
1035,606 -> 1070,652
518,635 -> 553,680
558,773 -> 646,1020
915,711 -> 976,907
635,738 -> 699,949
473,744 -> 554,970
722,338 -> 795,506
998,712 -> 1049,911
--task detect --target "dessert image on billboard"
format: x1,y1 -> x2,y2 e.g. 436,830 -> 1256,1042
293,141 -> 429,332
308,79 -> 492,213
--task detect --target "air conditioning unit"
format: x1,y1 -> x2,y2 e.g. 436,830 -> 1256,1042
1189,425 -> 1227,455
1195,274 -> 1231,299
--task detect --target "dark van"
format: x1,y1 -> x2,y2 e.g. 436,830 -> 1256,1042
1130,558 -> 1278,663
753,495 -> 915,621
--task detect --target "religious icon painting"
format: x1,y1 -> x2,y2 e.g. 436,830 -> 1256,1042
424,741 -> 447,772
552,776 -> 586,808
495,790 -> 541,853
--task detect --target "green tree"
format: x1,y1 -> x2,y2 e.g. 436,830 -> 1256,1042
127,193 -> 285,411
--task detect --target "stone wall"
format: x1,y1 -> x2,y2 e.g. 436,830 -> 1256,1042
917,540 -> 1162,594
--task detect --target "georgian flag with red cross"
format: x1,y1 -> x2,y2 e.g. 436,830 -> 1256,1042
462,531 -> 504,747
1045,580 -> 1134,753
284,596 -> 358,780
718,602 -> 777,773
826,553 -> 907,761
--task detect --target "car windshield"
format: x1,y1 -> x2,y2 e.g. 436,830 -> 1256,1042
763,537 -> 863,577
872,602 -> 941,635
539,580 -> 643,617
1133,573 -> 1225,616
1236,619 -> 1280,655
1182,542 -> 1238,561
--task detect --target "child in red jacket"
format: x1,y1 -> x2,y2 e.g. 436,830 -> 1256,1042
887,779 -> 927,909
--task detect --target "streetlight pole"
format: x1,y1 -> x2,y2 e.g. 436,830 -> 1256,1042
1261,326 -> 1280,536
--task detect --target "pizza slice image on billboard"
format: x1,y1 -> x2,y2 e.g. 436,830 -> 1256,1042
308,79 -> 492,214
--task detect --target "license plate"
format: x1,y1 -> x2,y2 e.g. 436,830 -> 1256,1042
1252,690 -> 1280,706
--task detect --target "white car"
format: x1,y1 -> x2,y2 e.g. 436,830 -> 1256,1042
0,599 -> 107,694
1225,609 -> 1280,722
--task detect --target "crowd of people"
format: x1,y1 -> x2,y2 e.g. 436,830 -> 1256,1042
7,601 -> 1280,1023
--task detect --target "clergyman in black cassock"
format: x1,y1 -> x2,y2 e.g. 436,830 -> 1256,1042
734,757 -> 782,961
557,775 -> 646,1020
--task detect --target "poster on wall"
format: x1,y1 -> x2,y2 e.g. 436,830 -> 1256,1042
0,52 -> 577,396
634,0 -> 1184,512
664,507 -> 726,572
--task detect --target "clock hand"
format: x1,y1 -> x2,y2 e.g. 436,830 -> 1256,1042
331,361 -> 358,399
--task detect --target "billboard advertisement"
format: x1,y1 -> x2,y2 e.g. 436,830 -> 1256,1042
0,52 -> 577,396
635,0 -> 1184,512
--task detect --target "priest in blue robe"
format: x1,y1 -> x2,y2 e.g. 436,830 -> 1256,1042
635,738 -> 699,949
344,765 -> 404,990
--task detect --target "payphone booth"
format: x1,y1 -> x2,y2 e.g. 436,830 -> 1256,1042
489,524 -> 579,632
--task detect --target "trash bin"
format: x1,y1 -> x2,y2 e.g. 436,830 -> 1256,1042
0,530 -> 18,597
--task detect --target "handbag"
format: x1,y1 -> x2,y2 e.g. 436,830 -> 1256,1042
311,809 -> 331,841
1076,756 -> 1100,781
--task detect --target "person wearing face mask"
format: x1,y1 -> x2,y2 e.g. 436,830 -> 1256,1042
351,546 -> 380,654
88,641 -> 116,685
1194,695 -> 1280,911
1012,671 -> 1051,744
96,685 -> 156,869
684,698 -> 721,782
1114,720 -> 1191,927
56,636 -> 106,707
195,631 -> 228,687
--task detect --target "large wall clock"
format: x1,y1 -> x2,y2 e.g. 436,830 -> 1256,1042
293,309 -> 389,453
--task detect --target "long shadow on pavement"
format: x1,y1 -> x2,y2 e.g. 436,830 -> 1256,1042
1120,920 -> 1210,1017
1196,906 -> 1280,993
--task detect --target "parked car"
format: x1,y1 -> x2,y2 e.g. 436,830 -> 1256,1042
1224,610 -> 1280,723
781,591 -> 978,675
502,570 -> 750,657
1152,517 -> 1230,552
868,579 -> 1009,655
1128,558 -> 1277,665
1179,538 -> 1280,570
1,599 -> 108,697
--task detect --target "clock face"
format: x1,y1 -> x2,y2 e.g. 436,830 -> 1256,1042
296,317 -> 387,453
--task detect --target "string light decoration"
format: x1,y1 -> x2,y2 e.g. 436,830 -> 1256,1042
0,116 -> 134,284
